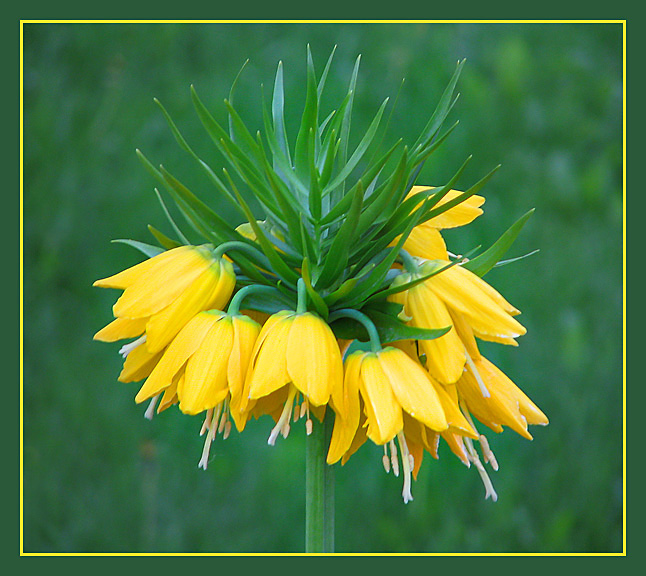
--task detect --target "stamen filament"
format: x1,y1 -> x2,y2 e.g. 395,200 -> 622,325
144,394 -> 160,421
268,385 -> 298,446
397,432 -> 414,504
198,410 -> 218,470
119,335 -> 147,358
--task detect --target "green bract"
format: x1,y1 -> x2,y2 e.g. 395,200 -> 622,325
129,49 -> 534,343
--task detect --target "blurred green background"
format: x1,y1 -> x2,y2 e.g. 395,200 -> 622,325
22,22 -> 623,553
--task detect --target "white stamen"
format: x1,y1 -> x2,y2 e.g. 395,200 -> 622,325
305,419 -> 313,435
382,453 -> 391,474
389,439 -> 400,477
144,394 -> 160,420
479,434 -> 499,471
223,420 -> 231,440
119,335 -> 147,358
464,437 -> 498,502
465,350 -> 490,398
268,386 -> 297,446
300,402 -> 308,419
200,408 -> 214,436
397,432 -> 414,504
198,411 -> 217,470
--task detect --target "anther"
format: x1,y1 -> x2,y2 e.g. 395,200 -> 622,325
200,408 -> 214,436
479,434 -> 499,471
119,335 -> 147,358
144,394 -> 160,421
306,418 -> 313,435
389,439 -> 400,477
223,420 -> 231,440
397,432 -> 414,504
268,386 -> 297,446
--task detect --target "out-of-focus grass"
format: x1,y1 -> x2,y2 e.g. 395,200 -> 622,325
23,23 -> 622,552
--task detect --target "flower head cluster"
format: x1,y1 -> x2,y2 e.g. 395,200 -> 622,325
95,51 -> 546,503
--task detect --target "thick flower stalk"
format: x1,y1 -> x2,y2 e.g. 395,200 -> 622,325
94,49 -> 546,551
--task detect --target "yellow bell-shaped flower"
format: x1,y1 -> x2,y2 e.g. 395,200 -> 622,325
94,245 -> 236,353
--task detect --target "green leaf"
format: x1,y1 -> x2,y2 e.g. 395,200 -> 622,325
324,97 -> 389,194
228,59 -> 250,140
324,278 -> 358,306
272,61 -> 292,166
241,289 -> 295,315
228,175 -> 300,287
412,59 -> 465,151
463,209 -> 536,277
147,225 -> 182,250
317,46 -> 336,99
154,98 -> 242,213
494,249 -> 540,268
294,46 -> 319,180
330,309 -> 450,343
112,239 -> 164,258
316,180 -> 364,288
308,127 -> 322,220
153,188 -> 190,245
319,138 -> 401,227
301,258 -> 329,319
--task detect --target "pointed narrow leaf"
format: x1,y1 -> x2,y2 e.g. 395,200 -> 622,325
463,209 -> 536,277
112,239 -> 164,258
301,258 -> 329,319
147,225 -> 182,249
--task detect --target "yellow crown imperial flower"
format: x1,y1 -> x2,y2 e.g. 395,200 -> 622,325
93,245 -> 236,353
132,309 -> 261,468
389,259 -> 526,384
94,50 -> 546,544
245,308 -> 344,445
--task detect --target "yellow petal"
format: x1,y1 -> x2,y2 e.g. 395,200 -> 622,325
457,357 -> 533,439
448,310 -> 481,361
144,262 -> 221,353
206,259 -> 236,311
340,412 -> 369,466
401,224 -> 449,260
429,264 -> 526,340
113,246 -> 212,318
94,317 -> 148,342
286,313 -> 341,407
92,247 -> 192,289
359,353 -> 403,445
228,315 -> 261,431
441,431 -> 470,466
179,316 -> 234,415
247,314 -> 294,400
157,371 -> 182,413
134,312 -> 220,403
378,348 -> 447,432
477,357 -> 549,427
118,345 -> 163,383
431,380 -> 478,439
406,186 -> 484,229
327,352 -> 363,464
408,283 -> 466,384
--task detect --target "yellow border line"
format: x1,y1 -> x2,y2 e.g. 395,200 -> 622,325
19,19 -> 25,558
20,19 -> 627,24
622,19 -> 627,558
19,19 -> 627,557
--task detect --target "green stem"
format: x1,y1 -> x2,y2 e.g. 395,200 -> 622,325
227,284 -> 277,316
305,410 -> 335,552
328,308 -> 382,353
